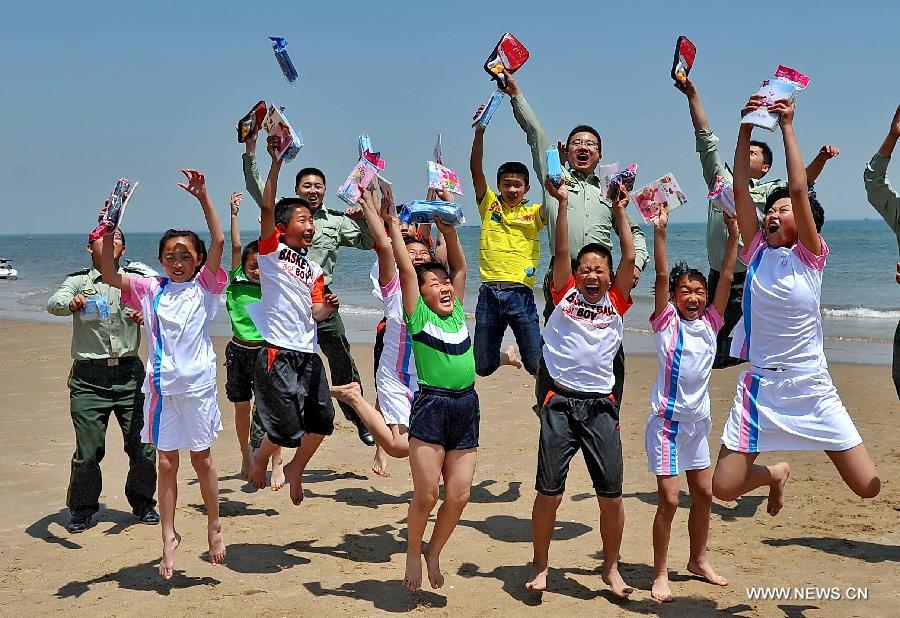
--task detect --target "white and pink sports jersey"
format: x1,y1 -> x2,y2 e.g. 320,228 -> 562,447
122,264 -> 228,397
370,263 -> 417,388
650,303 -> 723,423
247,230 -> 325,353
543,277 -> 632,393
730,231 -> 829,370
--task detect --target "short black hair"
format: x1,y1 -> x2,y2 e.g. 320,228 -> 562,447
414,261 -> 450,286
295,167 -> 326,189
668,261 -> 708,296
764,186 -> 825,232
158,228 -> 207,276
241,240 -> 259,270
275,197 -> 313,227
497,161 -> 530,186
750,140 -> 774,168
567,125 -> 602,152
575,242 -> 613,272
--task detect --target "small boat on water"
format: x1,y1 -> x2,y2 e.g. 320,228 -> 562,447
0,258 -> 18,280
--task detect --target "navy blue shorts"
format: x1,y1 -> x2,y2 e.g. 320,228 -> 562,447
408,384 -> 479,451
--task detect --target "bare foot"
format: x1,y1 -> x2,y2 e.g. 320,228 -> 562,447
208,524 -> 226,565
159,531 -> 181,580
687,558 -> 728,586
501,345 -> 523,369
372,445 -> 388,476
240,450 -> 250,480
270,457 -> 285,491
767,462 -> 791,516
282,459 -> 304,506
423,544 -> 444,589
329,382 -> 362,404
246,451 -> 267,490
651,574 -> 674,602
524,563 -> 549,592
404,551 -> 423,592
601,563 -> 634,599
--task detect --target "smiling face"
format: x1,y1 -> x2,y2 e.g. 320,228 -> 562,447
764,197 -> 798,248
296,174 -> 326,211
278,206 -> 316,250
672,275 -> 708,321
406,240 -> 431,266
419,267 -> 454,316
574,251 -> 613,304
498,173 -> 529,205
243,252 -> 260,283
159,236 -> 201,283
567,131 -> 601,175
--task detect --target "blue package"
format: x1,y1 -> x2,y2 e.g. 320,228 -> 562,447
399,200 -> 466,226
546,146 -> 563,187
358,134 -> 373,158
269,37 -> 299,84
474,90 -> 506,128
81,295 -> 110,322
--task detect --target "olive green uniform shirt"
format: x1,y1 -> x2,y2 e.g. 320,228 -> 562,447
864,153 -> 900,254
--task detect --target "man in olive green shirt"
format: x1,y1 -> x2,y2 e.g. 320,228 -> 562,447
47,230 -> 158,533
242,130 -> 376,445
863,103 -> 900,398
676,77 -> 838,368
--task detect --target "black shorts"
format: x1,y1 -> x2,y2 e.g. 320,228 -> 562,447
373,317 -> 387,380
536,385 -> 623,498
253,344 -> 335,447
408,384 -> 479,451
224,341 -> 263,402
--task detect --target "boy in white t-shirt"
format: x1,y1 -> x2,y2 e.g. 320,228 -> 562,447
712,97 -> 880,518
525,176 -> 635,599
246,137 -> 340,506
645,209 -> 736,602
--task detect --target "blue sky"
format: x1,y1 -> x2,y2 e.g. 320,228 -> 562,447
2,0 -> 899,234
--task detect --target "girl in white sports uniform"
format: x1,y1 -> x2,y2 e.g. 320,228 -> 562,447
712,97 -> 880,519
102,169 -> 228,580
645,209 -> 736,602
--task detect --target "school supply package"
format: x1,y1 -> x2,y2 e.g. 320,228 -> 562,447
633,173 -> 687,223
474,89 -> 507,129
88,177 -> 139,242
484,33 -> 529,88
427,161 -> 463,195
261,106 -> 304,162
237,100 -> 267,143
707,176 -> 736,216
399,200 -> 466,226
269,36 -> 299,84
741,65 -> 810,131
671,36 -> 696,84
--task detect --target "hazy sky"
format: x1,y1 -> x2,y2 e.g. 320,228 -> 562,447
2,0 -> 899,234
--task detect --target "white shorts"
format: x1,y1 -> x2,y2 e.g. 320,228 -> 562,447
645,414 -> 712,475
143,385 -> 223,452
375,365 -> 416,427
721,367 -> 862,453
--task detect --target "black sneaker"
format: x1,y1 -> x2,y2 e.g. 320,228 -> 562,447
357,421 -> 375,447
66,513 -> 92,534
134,507 -> 160,525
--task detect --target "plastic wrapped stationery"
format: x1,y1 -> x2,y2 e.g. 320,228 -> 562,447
606,163 -> 638,201
427,161 -> 463,195
337,159 -> 379,207
433,133 -> 443,164
633,173 -> 688,223
261,106 -> 304,162
474,89 -> 506,129
399,200 -> 466,226
237,100 -> 267,143
671,36 -> 696,84
269,36 -> 299,84
707,176 -> 736,216
546,146 -> 563,187
80,295 -> 110,322
484,33 -> 529,88
741,65 -> 810,131
88,177 -> 139,242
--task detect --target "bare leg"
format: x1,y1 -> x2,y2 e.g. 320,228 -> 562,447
404,439 -> 443,591
281,433 -> 325,506
685,468 -> 727,587
525,492 -> 562,591
651,475 -> 680,602
500,345 -> 523,369
373,444 -> 388,476
826,444 -> 880,498
190,448 -> 225,565
233,401 -> 252,479
712,446 -> 790,515
331,383 -> 410,458
248,435 -> 277,489
598,496 -> 633,598
270,446 -> 285,490
157,450 -> 181,580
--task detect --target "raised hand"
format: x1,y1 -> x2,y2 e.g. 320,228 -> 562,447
770,98 -> 795,126
472,104 -> 487,130
266,135 -> 281,162
890,105 -> 900,138
674,75 -> 697,97
230,192 -> 243,216
654,209 -> 669,232
818,145 -> 840,160
545,176 -> 568,202
723,210 -> 739,237
498,69 -> 520,97
177,169 -> 208,200
741,94 -> 767,118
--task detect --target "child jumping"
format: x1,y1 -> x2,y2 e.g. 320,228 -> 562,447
246,137 -> 339,506
646,209 -> 735,602
225,191 -> 284,489
525,176 -> 635,598
101,169 -> 228,579
712,97 -> 880,515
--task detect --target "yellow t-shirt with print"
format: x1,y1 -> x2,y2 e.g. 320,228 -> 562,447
478,187 -> 545,287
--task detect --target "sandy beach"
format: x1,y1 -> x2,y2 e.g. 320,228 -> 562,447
1,318 -> 898,617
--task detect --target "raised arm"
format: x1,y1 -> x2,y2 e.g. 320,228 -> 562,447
470,110 -> 489,204
805,145 -> 840,186
676,77 -> 711,132
734,98 -> 763,247
431,189 -> 465,302
681,78 -> 732,191
864,105 -> 900,234
506,72 -> 555,214
772,99 -> 820,255
611,194 -> 636,301
242,129 -> 265,207
178,169 -> 225,273
386,210 -> 420,317
545,178 -> 572,291
260,136 -> 281,241
358,184 -> 395,287
100,230 -> 128,293
229,192 -> 244,270
713,212 -> 740,317
652,212 -> 670,318
613,210 -> 649,275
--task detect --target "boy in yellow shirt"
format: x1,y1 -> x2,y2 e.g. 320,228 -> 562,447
470,104 -> 546,377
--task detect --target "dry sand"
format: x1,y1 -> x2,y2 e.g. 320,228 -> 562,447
0,318 -> 898,617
